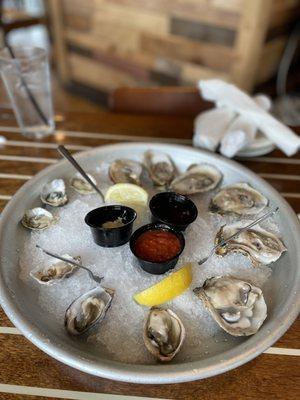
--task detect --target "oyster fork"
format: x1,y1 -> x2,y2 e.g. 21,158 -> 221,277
36,244 -> 104,284
198,207 -> 279,266
57,145 -> 105,202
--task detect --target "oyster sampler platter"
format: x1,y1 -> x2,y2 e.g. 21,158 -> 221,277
0,143 -> 299,384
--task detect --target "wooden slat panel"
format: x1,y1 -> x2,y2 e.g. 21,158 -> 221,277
65,29 -> 149,66
69,53 -> 143,90
140,32 -> 234,72
170,17 -> 236,46
0,160 -> 53,176
66,32 -> 154,78
283,197 -> 300,213
92,23 -> 141,54
93,3 -> 169,35
54,0 -> 300,93
241,160 -> 300,176
230,0 -> 272,91
47,0 -> 69,84
179,61 -> 229,84
64,13 -> 92,32
0,133 -> 115,149
210,0 -> 245,12
0,333 -> 299,399
66,28 -> 234,74
257,36 -> 287,84
259,178 -> 300,194
0,394 -> 47,400
0,308 -> 14,327
62,0 -> 96,12
0,179 -> 26,196
151,57 -> 229,85
0,146 -> 62,159
107,0 -> 241,29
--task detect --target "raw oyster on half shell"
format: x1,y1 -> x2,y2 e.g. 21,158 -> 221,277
30,254 -> 81,285
210,183 -> 268,215
170,164 -> 222,195
194,276 -> 267,336
41,179 -> 68,207
21,207 -> 58,231
143,307 -> 185,362
65,286 -> 114,335
144,150 -> 176,186
109,159 -> 144,185
215,222 -> 286,266
70,172 -> 97,195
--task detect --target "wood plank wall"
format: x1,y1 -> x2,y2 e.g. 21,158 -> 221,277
48,0 -> 300,94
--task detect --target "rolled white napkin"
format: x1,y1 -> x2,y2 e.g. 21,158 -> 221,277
199,79 -> 300,156
253,94 -> 272,112
220,115 -> 257,158
219,94 -> 271,157
193,108 -> 235,151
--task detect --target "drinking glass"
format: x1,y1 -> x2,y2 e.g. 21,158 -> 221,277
0,46 -> 55,139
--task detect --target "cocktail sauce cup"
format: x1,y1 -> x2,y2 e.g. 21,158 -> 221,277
85,205 -> 137,247
130,223 -> 185,275
149,192 -> 198,232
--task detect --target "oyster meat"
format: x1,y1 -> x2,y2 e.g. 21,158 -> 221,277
143,307 -> 185,362
109,159 -> 144,185
65,286 -> 114,335
30,254 -> 81,285
21,207 -> 58,231
194,276 -> 267,336
215,222 -> 286,266
41,179 -> 68,207
210,183 -> 268,215
144,150 -> 176,186
170,164 -> 222,195
70,172 -> 97,195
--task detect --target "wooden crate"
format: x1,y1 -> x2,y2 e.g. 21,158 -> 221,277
47,0 -> 300,96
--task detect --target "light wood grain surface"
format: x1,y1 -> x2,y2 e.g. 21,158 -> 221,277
0,110 -> 299,399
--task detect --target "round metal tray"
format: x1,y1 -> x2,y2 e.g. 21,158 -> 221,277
0,143 -> 299,384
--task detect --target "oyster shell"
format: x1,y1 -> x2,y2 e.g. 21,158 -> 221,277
143,307 -> 185,362
215,222 -> 286,266
30,254 -> 81,285
170,164 -> 222,195
65,286 -> 114,335
194,276 -> 267,336
109,159 -> 144,185
144,150 -> 176,186
210,183 -> 268,215
41,179 -> 68,207
70,172 -> 97,195
21,207 -> 58,231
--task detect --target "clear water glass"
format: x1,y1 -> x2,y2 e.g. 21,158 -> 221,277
0,46 -> 55,139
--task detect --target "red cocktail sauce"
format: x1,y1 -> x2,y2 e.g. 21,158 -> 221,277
134,229 -> 181,263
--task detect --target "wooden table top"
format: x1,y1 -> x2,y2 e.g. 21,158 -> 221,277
0,110 -> 299,400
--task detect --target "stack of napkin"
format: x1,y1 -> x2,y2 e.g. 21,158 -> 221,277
193,79 -> 300,157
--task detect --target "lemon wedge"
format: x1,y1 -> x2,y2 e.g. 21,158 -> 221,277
105,183 -> 149,207
134,263 -> 193,306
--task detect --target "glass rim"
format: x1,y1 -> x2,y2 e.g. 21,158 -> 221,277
0,46 -> 47,63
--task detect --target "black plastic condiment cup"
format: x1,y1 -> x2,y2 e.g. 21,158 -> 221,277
85,205 -> 137,247
130,222 -> 185,275
149,191 -> 198,232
